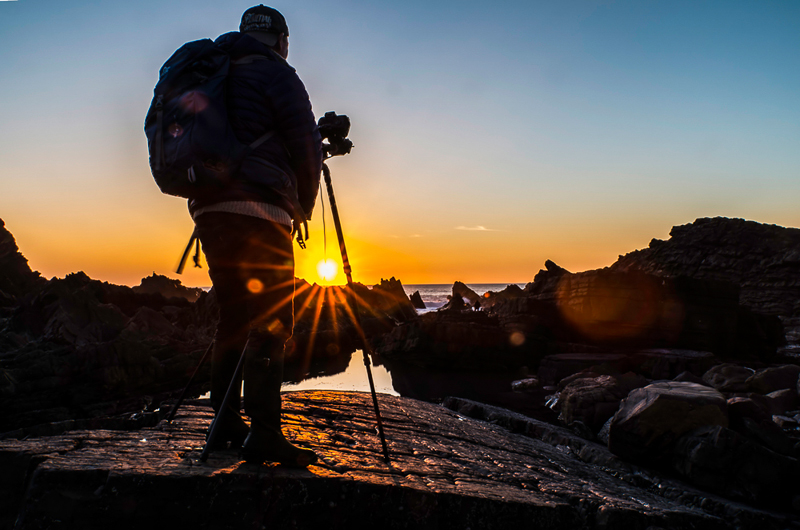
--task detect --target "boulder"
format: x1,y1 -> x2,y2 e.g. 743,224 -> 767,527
746,364 -> 800,395
727,396 -> 771,429
702,363 -> 755,392
608,381 -> 728,464
409,290 -> 426,309
559,374 -> 644,432
772,415 -> 798,430
765,388 -> 797,415
672,424 -> 800,507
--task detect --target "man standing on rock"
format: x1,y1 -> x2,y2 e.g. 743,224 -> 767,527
192,5 -> 322,467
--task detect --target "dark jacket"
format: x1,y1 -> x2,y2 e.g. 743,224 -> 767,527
189,32 -> 322,218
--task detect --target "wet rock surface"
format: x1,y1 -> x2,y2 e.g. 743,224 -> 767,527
3,391 -> 798,530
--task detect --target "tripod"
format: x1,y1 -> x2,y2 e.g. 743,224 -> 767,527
200,138 -> 391,464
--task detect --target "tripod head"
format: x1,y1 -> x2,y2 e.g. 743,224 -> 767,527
319,111 -> 353,158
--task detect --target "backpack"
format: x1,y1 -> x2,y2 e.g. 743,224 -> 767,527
144,39 -> 274,199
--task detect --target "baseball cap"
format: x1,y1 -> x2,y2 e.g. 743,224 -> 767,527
240,5 -> 289,36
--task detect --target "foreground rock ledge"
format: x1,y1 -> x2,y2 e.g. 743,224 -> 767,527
1,392 -> 796,530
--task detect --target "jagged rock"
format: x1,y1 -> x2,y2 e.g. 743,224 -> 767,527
608,381 -> 729,464
453,281 -> 480,307
409,290 -> 425,309
478,284 -> 524,312
703,363 -> 756,392
672,424 -> 800,507
368,277 -> 418,321
746,364 -> 800,394
132,272 -> 204,302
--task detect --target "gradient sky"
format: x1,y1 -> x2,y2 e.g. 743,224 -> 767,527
1,0 -> 798,287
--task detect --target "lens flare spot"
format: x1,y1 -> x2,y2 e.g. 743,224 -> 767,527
509,332 -> 525,346
317,259 -> 338,282
247,278 -> 264,293
179,90 -> 210,113
168,123 -> 183,138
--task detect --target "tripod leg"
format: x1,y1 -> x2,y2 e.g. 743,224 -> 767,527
200,340 -> 249,462
362,348 -> 390,462
324,162 -> 391,463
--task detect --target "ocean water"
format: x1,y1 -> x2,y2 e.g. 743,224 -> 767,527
401,283 -> 527,310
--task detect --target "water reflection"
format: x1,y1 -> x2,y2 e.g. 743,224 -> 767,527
282,350 -> 398,396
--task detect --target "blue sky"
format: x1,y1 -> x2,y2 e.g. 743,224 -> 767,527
0,0 -> 798,285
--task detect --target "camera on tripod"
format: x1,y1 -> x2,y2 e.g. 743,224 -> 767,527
318,111 -> 353,157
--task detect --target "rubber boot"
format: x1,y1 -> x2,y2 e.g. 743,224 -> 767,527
240,333 -> 317,467
206,343 -> 249,450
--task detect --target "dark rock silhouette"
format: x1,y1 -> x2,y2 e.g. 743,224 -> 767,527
0,219 -> 46,313
611,217 -> 800,353
453,281 -> 480,307
132,272 -> 204,302
409,290 -> 425,309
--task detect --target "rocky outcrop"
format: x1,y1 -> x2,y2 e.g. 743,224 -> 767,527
0,219 -> 45,312
0,271 -> 215,431
611,217 -> 800,353
521,265 -> 783,357
132,272 -> 204,302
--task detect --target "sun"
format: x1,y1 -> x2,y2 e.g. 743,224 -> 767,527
316,259 -> 339,282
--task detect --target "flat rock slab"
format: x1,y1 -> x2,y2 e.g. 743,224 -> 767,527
1,391 -> 796,530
